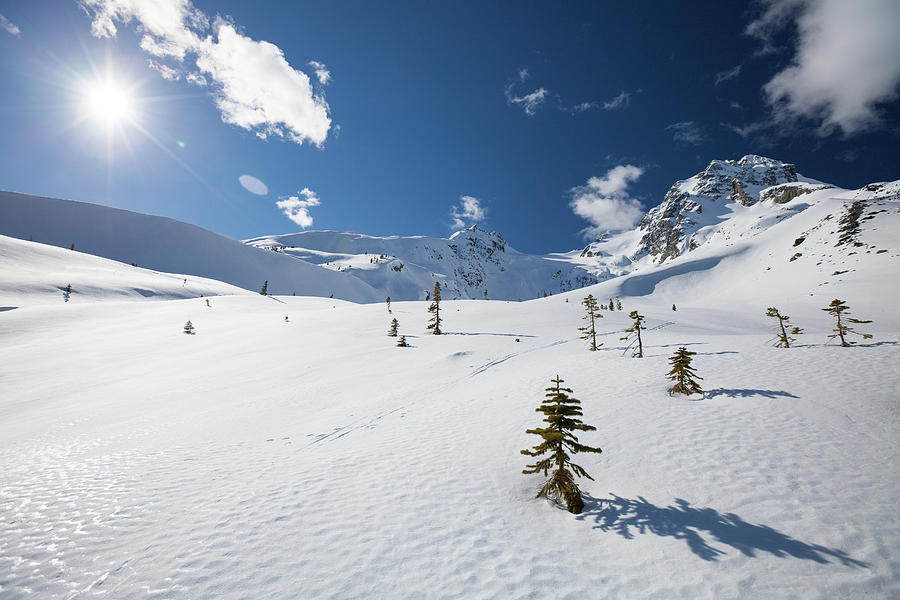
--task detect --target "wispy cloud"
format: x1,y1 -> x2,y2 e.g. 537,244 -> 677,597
0,13 -> 20,36
602,90 -> 631,110
79,0 -> 331,147
720,121 -> 769,139
276,187 -> 320,228
666,121 -> 706,145
565,90 -> 633,113
450,195 -> 486,229
148,59 -> 179,80
714,65 -> 742,86
308,60 -> 331,85
747,0 -> 900,136
506,85 -> 549,116
570,165 -> 645,237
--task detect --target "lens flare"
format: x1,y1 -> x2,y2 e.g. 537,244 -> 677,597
83,81 -> 133,124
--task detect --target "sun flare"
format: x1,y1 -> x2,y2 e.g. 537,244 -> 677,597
84,81 -> 134,124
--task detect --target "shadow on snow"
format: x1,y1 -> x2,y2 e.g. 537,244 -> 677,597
704,388 -> 799,399
578,494 -> 868,566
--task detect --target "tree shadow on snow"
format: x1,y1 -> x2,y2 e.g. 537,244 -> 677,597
704,388 -> 799,399
443,332 -> 536,338
578,494 -> 868,566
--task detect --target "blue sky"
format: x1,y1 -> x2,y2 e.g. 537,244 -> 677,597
1,0 -> 898,253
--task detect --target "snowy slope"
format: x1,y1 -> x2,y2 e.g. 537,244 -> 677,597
0,191 -> 380,302
0,234 -> 249,306
245,226 -> 598,301
1,291 -> 897,598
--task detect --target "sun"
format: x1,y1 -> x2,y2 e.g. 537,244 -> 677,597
83,81 -> 134,124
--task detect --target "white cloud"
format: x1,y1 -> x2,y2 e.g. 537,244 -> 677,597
748,0 -> 900,135
148,59 -> 179,80
276,188 -> 320,228
79,0 -> 331,146
506,85 -> 548,116
570,165 -> 645,236
720,120 -> 768,139
308,60 -> 331,85
239,174 -> 268,195
0,13 -> 20,36
666,121 -> 706,145
450,195 -> 486,229
714,65 -> 742,86
602,90 -> 631,110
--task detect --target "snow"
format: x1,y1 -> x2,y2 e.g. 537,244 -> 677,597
1,160 -> 898,598
1,227 -> 899,598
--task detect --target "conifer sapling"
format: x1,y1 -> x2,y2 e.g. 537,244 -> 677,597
183,320 -> 195,334
386,296 -> 392,313
666,347 -> 703,396
578,294 -> 603,351
426,281 -> 442,335
608,298 -> 614,311
260,280 -> 268,295
396,335 -> 408,347
388,318 -> 399,337
616,297 -> 622,311
521,375 -> 602,514
822,299 -> 872,346
620,310 -> 646,358
765,307 -> 802,348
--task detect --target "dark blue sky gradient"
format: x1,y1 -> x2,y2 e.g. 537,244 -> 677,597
1,1 -> 897,253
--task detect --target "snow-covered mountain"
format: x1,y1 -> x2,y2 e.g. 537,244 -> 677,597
245,226 -> 598,301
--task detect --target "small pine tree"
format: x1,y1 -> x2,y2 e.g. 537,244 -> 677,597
672,303 -> 677,312
70,243 -> 75,250
206,299 -> 211,307
616,297 -> 622,311
765,307 -> 802,348
426,281 -> 442,335
521,375 -> 602,514
620,310 -> 646,358
183,320 -> 195,334
386,296 -> 392,313
65,283 -> 72,295
388,318 -> 399,337
396,335 -> 408,347
608,298 -> 614,311
260,280 -> 268,295
822,299 -> 872,346
578,294 -> 603,351
666,347 -> 703,396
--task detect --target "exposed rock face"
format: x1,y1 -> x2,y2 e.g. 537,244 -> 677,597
633,155 -> 801,262
760,183 -> 831,204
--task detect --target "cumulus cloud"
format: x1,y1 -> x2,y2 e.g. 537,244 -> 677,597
450,195 -> 486,229
276,188 -> 320,228
666,121 -> 706,145
570,165 -> 645,236
308,60 -> 331,85
714,65 -> 742,86
78,0 -> 331,146
0,13 -> 20,36
238,174 -> 268,195
747,0 -> 900,136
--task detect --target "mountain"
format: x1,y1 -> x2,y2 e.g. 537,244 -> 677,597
0,191 -> 380,303
244,226 -> 598,301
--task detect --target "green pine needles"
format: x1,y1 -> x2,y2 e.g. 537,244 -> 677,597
822,299 -> 872,346
521,375 -> 602,514
388,318 -> 399,337
426,281 -> 442,335
666,347 -> 703,396
766,307 -> 803,348
620,310 -> 646,358
578,294 -> 603,351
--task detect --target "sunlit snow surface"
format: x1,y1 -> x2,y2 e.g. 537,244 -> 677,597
1,183 -> 899,598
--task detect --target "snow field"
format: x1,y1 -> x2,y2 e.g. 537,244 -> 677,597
1,291 -> 898,599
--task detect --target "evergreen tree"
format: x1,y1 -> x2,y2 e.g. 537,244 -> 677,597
183,320 -> 195,334
396,335 -> 409,347
521,375 -> 602,514
608,298 -> 614,311
672,303 -> 677,312
620,310 -> 646,358
386,296 -> 392,313
260,280 -> 268,295
616,297 -> 622,311
388,318 -> 399,337
70,243 -> 75,250
765,307 -> 802,348
65,283 -> 71,295
578,294 -> 603,351
426,281 -> 442,335
666,347 -> 703,396
822,299 -> 872,346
